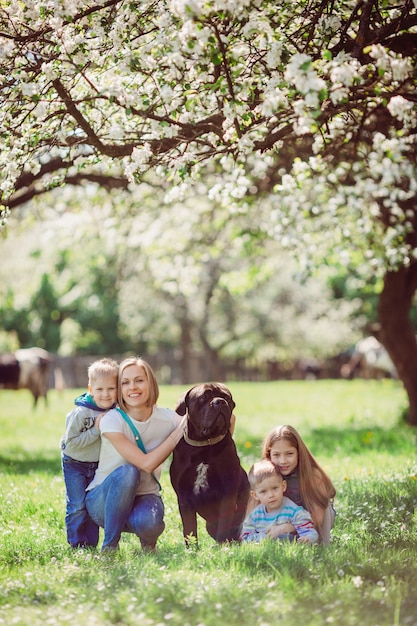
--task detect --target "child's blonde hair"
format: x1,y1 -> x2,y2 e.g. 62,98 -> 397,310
117,357 -> 159,411
88,358 -> 118,384
248,459 -> 283,491
262,425 -> 336,525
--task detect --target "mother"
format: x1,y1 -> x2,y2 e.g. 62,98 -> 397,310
86,357 -> 185,552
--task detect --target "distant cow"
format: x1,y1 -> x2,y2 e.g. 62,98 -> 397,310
0,347 -> 53,407
341,336 -> 397,380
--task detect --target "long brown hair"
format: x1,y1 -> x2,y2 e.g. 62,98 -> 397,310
262,425 -> 335,525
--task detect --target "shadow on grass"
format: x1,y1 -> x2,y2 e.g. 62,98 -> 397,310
0,450 -> 61,475
1,423 -> 416,477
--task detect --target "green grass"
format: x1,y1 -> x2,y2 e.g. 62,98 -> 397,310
1,380 -> 417,626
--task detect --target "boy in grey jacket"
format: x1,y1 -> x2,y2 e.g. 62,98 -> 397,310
61,358 -> 118,548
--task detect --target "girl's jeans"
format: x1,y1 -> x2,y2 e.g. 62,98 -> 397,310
62,454 -> 99,548
85,464 -> 165,550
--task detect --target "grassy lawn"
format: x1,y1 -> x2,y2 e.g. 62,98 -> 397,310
1,379 -> 416,626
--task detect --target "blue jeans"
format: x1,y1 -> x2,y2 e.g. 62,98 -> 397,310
62,454 -> 99,548
85,464 -> 165,550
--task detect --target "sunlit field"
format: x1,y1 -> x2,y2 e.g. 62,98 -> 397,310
1,379 -> 417,626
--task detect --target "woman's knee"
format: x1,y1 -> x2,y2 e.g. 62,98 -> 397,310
85,465 -> 140,521
139,517 -> 165,547
85,491 -> 103,526
127,496 -> 164,535
108,464 -> 140,497
113,464 -> 141,490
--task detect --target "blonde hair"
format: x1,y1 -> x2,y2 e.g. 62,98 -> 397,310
248,459 -> 283,491
87,358 -> 118,385
262,425 -> 336,526
117,357 -> 159,411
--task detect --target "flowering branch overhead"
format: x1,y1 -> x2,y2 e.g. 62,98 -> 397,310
1,0 -> 417,270
2,0 -> 417,423
0,0 -> 415,211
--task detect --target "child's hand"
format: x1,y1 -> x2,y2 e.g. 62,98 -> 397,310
95,413 -> 106,431
267,523 -> 295,539
296,536 -> 312,544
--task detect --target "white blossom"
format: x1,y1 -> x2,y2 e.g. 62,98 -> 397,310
0,37 -> 14,59
330,58 -> 359,86
387,96 -> 416,127
21,82 -> 37,96
369,45 -> 413,82
169,0 -> 204,18
330,86 -> 349,104
284,53 -> 326,109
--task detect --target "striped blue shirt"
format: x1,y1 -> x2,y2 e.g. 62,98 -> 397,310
241,495 -> 319,543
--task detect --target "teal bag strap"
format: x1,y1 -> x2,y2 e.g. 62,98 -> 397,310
116,408 -> 162,491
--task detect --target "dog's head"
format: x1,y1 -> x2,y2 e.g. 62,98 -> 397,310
175,382 -> 235,441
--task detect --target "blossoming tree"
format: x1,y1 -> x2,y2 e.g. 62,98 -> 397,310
1,0 -> 417,421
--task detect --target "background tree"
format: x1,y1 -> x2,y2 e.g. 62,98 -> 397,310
30,273 -> 62,351
0,196 -> 135,355
1,0 -> 416,419
0,290 -> 32,349
0,185 -> 359,378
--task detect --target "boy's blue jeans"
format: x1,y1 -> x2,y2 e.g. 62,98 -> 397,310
85,464 -> 165,550
62,454 -> 99,548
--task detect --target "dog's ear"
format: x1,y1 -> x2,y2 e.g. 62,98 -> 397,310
227,393 -> 236,412
218,383 -> 235,411
174,388 -> 192,415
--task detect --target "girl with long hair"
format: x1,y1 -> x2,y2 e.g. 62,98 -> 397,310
262,425 -> 336,544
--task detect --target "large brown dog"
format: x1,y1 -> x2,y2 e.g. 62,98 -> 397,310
170,382 -> 250,545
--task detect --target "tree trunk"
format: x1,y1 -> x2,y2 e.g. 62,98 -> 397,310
378,265 -> 417,426
179,315 -> 195,384
198,333 -> 226,381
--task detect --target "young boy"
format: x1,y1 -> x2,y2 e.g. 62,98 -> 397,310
60,357 -> 118,548
240,459 -> 319,544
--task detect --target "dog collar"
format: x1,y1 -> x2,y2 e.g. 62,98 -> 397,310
183,430 -> 227,447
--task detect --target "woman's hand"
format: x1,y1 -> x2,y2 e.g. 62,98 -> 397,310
229,413 -> 236,436
169,415 -> 187,445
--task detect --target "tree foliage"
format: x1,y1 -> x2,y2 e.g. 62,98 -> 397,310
0,0 -> 415,217
0,186 -> 360,379
1,0 -> 417,420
